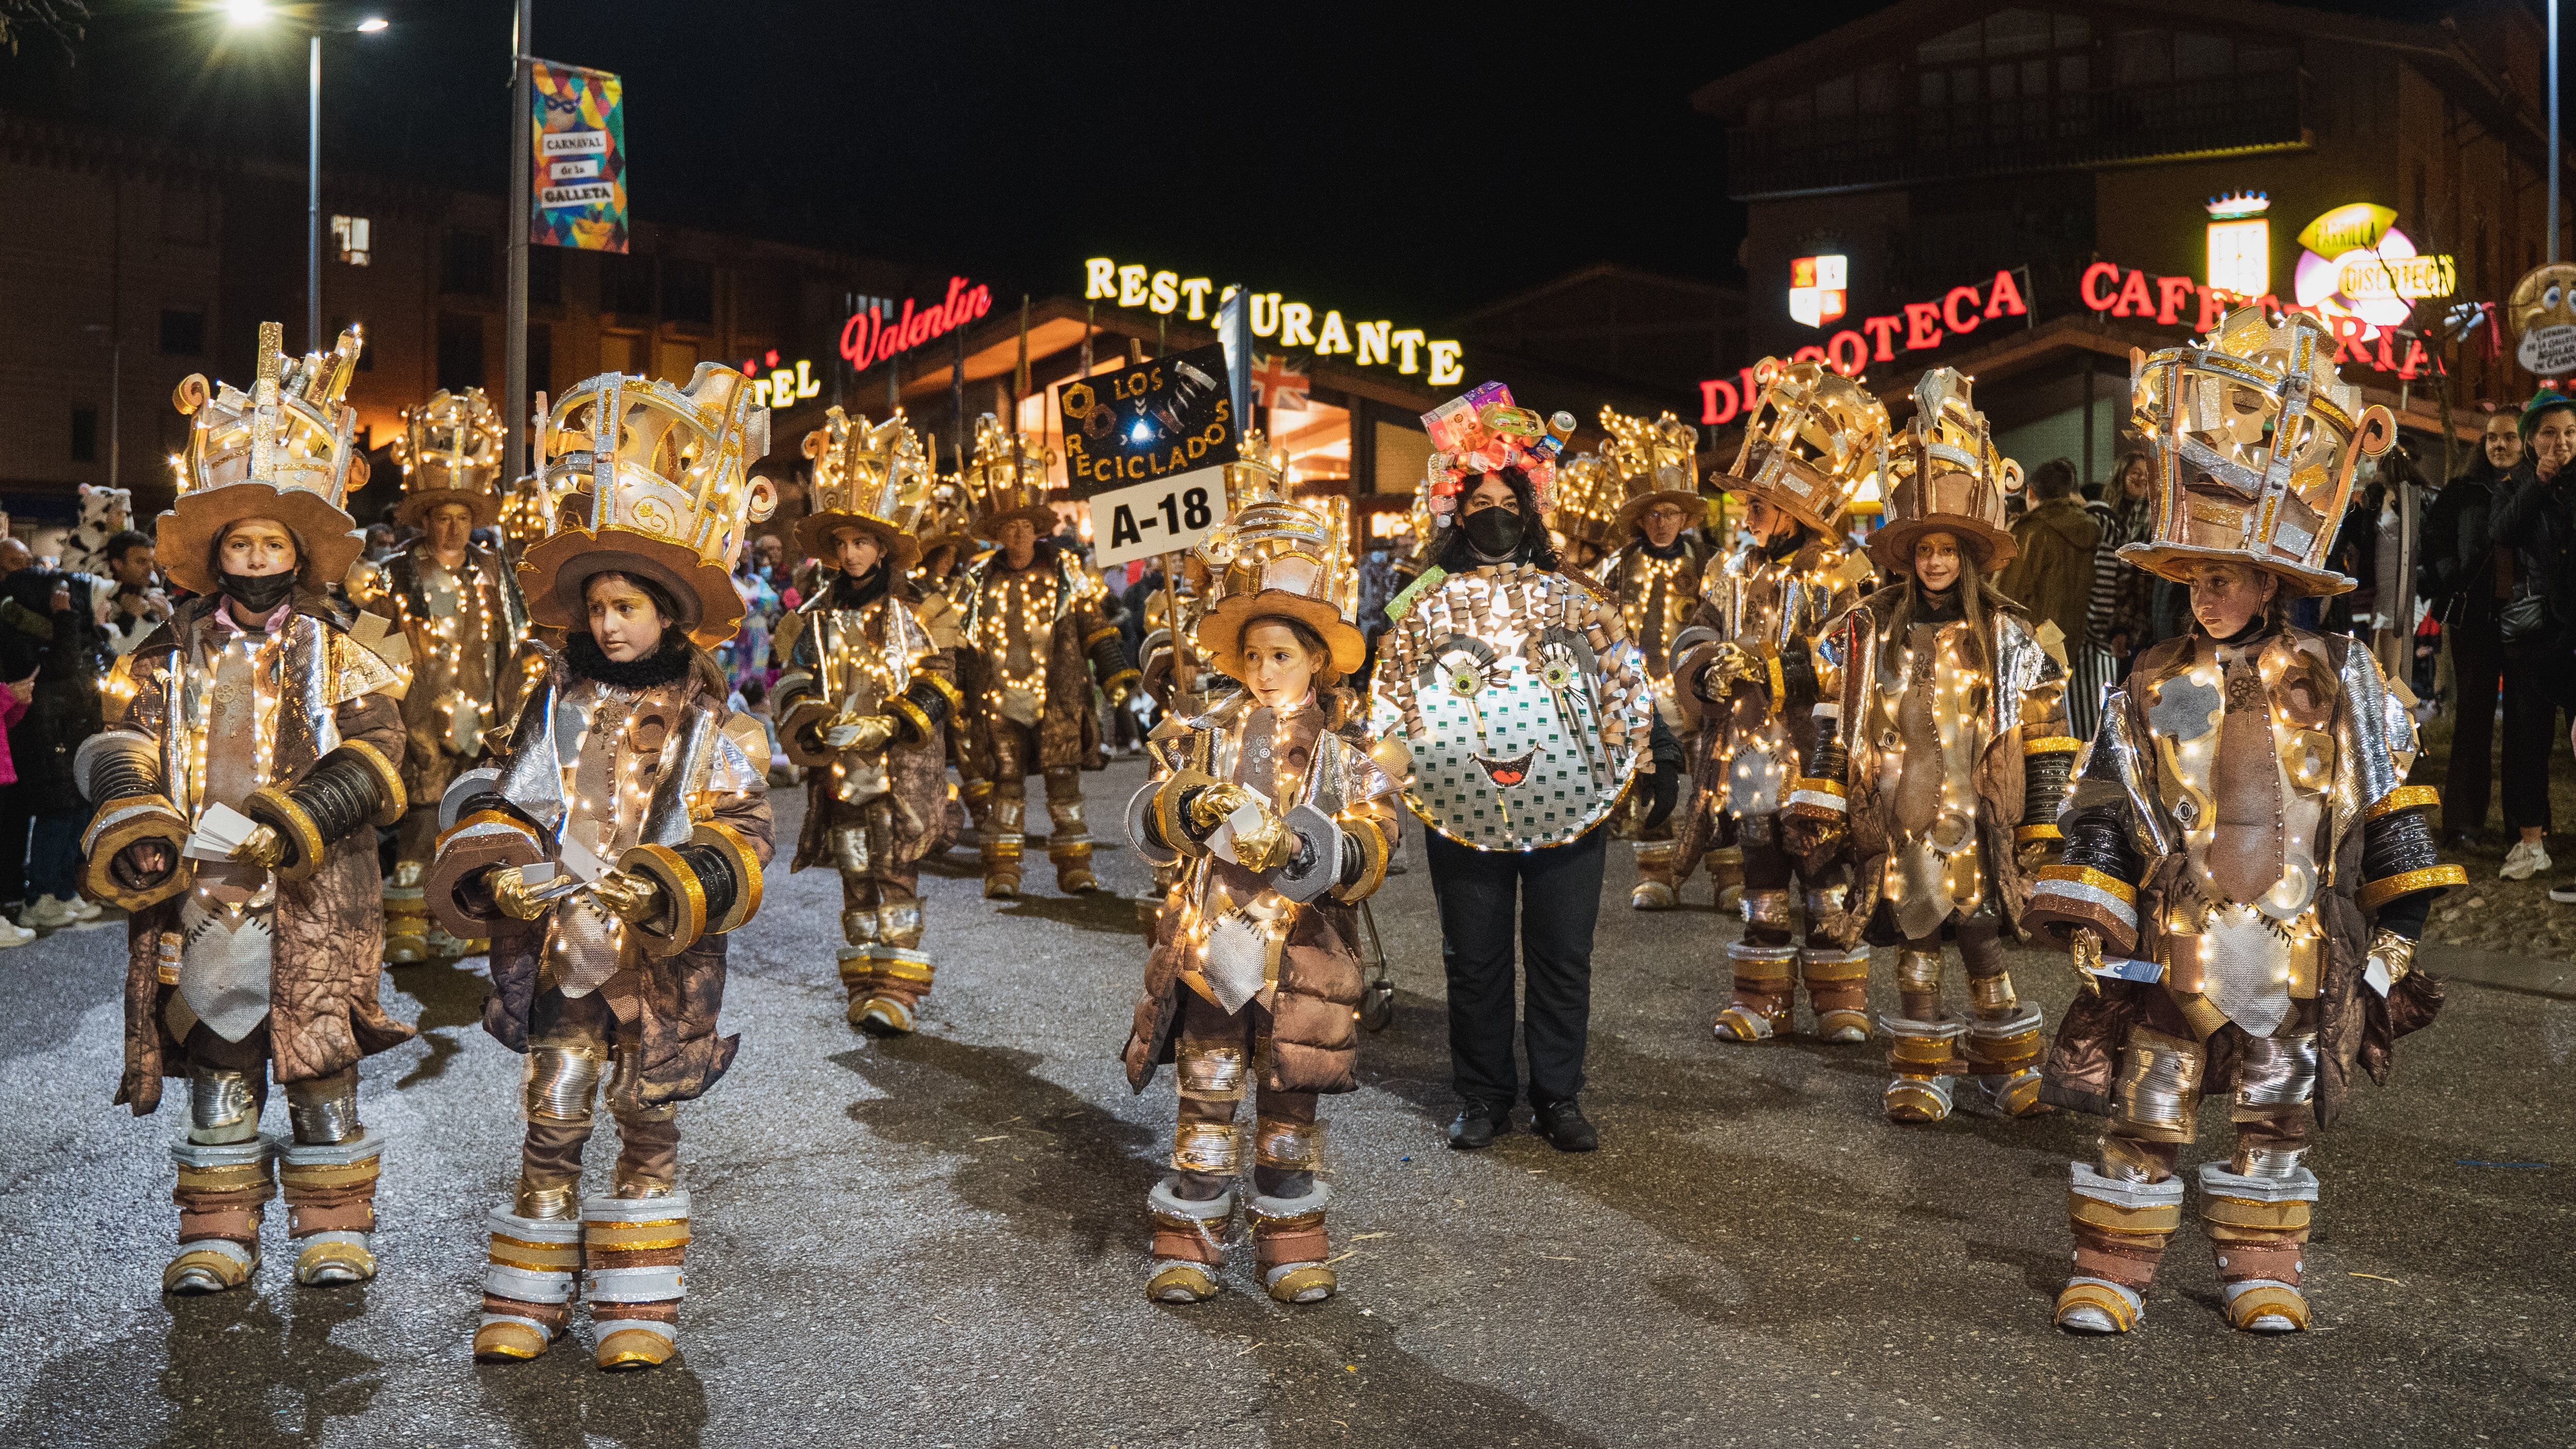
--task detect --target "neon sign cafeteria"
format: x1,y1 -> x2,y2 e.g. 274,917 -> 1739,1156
1082,258 -> 1465,386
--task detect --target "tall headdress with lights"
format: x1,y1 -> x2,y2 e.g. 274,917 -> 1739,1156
1418,381 -> 1575,530
161,320 -> 369,595
959,414 -> 1059,540
388,387 -> 506,531
912,461 -> 976,568
2123,306 -> 2395,596
1598,405 -> 1703,536
797,405 -> 931,573
523,363 -> 778,646
1547,452 -> 1621,555
1867,368 -> 2021,573
1710,360 -> 1886,536
1193,494 -> 1363,681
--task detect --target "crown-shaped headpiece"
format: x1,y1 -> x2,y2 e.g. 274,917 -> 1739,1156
160,320 -> 368,594
1599,405 -> 1702,535
389,387 -> 506,530
1547,452 -> 1622,553
2123,306 -> 2395,596
960,413 -> 1059,539
798,405 -> 930,571
1713,360 -> 1886,535
1869,368 -> 2021,573
523,363 -> 778,644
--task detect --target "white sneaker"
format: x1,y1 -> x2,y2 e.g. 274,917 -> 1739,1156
0,919 -> 35,948
2501,840 -> 2552,880
17,896 -> 75,930
65,897 -> 101,923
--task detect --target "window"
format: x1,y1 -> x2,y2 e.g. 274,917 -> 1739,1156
662,258 -> 715,326
2173,33 -> 2234,81
2112,29 -> 2172,87
71,405 -> 97,464
599,331 -> 644,374
158,307 -> 206,356
437,313 -> 486,391
602,252 -> 655,316
331,214 -> 371,266
529,246 -> 562,306
655,339 -> 701,378
439,228 -> 494,296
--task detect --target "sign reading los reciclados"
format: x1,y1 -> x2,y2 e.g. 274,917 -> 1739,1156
532,61 -> 627,253
1060,344 -> 1239,568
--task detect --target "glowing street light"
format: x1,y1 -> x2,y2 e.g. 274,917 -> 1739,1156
223,0 -> 270,24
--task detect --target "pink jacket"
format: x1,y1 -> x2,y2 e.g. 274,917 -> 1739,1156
0,687 -> 26,787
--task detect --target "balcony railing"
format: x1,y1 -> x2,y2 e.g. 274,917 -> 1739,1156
1725,72 -> 2308,199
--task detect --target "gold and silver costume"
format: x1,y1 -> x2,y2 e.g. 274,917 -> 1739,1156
1673,364 -> 1877,1036
773,407 -> 961,1035
2024,308 -> 2460,1337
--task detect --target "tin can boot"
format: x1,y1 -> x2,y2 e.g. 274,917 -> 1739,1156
1248,1181 -> 1335,1304
1713,941 -> 1797,1042
854,892 -> 932,1036
165,1137 -> 272,1295
585,1190 -> 690,1370
1798,943 -> 1872,1043
1631,839 -> 1681,910
1145,1177 -> 1232,1303
475,1202 -> 582,1361
2056,1159 -> 2183,1334
2201,1162 -> 2317,1333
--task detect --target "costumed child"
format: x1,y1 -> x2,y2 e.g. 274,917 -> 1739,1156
429,366 -> 777,1371
77,322 -> 413,1296
1119,495 -> 1398,1305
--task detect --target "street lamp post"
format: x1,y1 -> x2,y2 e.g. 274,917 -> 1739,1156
221,3 -> 389,353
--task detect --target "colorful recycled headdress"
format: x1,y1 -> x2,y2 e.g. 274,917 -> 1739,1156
2123,306 -> 2395,597
960,414 -> 1059,539
1547,451 -> 1621,554
1419,381 -> 1575,529
523,363 -> 779,646
389,387 -> 506,531
1868,368 -> 2021,573
1193,494 -> 1363,680
160,320 -> 369,595
1599,405 -> 1703,536
1711,360 -> 1887,535
797,405 -> 930,573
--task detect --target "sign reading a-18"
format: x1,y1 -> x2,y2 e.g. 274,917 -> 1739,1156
1059,343 -> 1239,567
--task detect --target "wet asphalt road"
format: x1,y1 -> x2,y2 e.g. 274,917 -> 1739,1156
0,755 -> 2569,1448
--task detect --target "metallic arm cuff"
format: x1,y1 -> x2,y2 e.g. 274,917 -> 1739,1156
690,820 -> 766,934
1331,813 -> 1392,903
2021,735 -> 2083,756
1157,770 -> 1222,856
775,700 -> 836,769
2354,864 -> 2467,914
75,729 -> 163,806
332,739 -> 409,827
618,843 -> 711,959
2361,785 -> 2440,823
242,786 -> 329,882
1124,781 -> 1182,867
888,695 -> 936,749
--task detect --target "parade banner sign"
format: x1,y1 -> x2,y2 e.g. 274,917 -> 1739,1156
531,62 -> 627,253
1060,344 -> 1238,567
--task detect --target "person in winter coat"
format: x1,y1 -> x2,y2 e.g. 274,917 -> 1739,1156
1996,457 -> 2099,649
2419,411 -> 2519,845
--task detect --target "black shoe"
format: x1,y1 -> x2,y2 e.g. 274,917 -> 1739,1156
1532,1099 -> 1598,1153
1446,1100 -> 1508,1150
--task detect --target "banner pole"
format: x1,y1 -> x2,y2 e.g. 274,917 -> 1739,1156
505,0 -> 533,485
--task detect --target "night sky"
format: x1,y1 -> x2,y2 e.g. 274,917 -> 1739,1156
0,0 -> 2541,321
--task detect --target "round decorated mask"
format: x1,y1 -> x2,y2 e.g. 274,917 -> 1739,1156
2511,262 -> 2576,377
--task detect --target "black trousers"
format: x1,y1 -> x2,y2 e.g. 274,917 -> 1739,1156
1426,826 -> 1606,1111
2445,617 -> 2503,839
2499,640 -> 2575,834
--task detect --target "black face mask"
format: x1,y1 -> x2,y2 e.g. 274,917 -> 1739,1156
218,571 -> 297,614
1463,505 -> 1524,558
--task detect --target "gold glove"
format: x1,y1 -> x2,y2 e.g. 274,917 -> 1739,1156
1229,806 -> 1297,874
1698,643 -> 1755,703
230,824 -> 286,871
2015,838 -> 2059,874
1187,781 -> 1261,834
824,713 -> 897,754
2066,926 -> 2105,998
588,868 -> 662,926
2365,927 -> 2416,988
488,865 -> 549,922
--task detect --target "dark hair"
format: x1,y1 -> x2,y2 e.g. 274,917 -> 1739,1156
583,568 -> 685,624
738,677 -> 767,707
2030,457 -> 2079,500
104,530 -> 153,565
1434,466 -> 1561,572
1876,542 -> 2023,673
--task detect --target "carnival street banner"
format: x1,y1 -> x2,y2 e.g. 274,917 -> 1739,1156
1060,343 -> 1239,567
531,61 -> 626,253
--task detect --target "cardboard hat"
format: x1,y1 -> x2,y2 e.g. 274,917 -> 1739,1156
796,405 -> 930,574
1192,495 -> 1364,680
1599,405 -> 1704,536
159,321 -> 368,595
521,364 -> 778,646
2120,306 -> 2394,598
1867,368 -> 2020,574
1711,361 -> 1886,535
389,388 -> 506,531
959,414 -> 1060,539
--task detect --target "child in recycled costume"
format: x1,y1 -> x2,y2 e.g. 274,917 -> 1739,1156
428,365 -> 778,1371
771,407 -> 960,1035
79,322 -> 414,1297
1787,369 -> 2075,1122
2022,310 -> 2460,1336
1120,493 -> 1399,1305
1670,362 -> 1879,1042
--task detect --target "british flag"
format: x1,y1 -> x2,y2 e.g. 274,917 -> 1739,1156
1250,351 -> 1310,412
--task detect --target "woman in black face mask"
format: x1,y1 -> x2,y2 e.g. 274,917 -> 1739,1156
1388,465 -> 1681,1153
